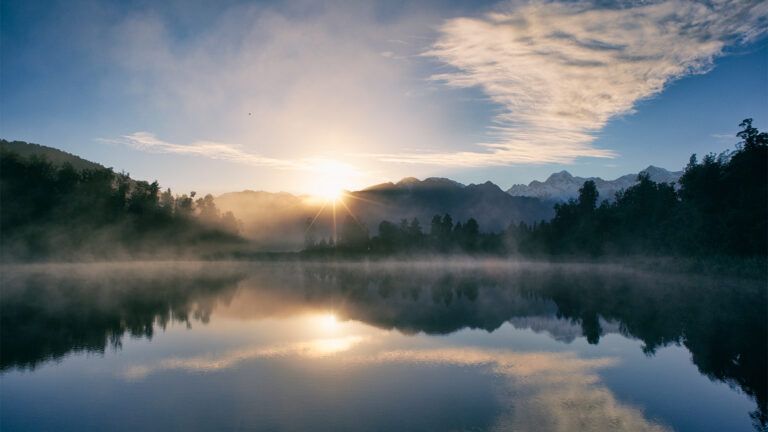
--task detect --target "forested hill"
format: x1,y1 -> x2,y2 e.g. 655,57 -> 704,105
0,141 -> 244,261
0,140 -> 104,171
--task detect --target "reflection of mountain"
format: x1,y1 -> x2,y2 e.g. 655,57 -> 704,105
216,178 -> 554,250
506,316 -> 621,343
507,166 -> 682,202
1,262 -> 764,426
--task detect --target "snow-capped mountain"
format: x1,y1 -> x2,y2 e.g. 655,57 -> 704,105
506,166 -> 683,202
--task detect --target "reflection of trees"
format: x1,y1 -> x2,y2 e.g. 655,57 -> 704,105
0,267 -> 244,371
536,269 -> 767,429
298,266 -> 556,335
1,263 -> 765,428
292,264 -> 766,428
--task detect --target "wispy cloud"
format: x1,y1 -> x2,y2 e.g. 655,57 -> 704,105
106,132 -> 363,177
107,132 -> 303,169
711,131 -> 739,145
379,0 -> 768,166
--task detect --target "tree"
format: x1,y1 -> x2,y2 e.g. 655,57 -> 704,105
338,215 -> 369,251
578,180 -> 598,213
377,220 -> 399,252
159,188 -> 175,216
430,215 -> 443,243
196,194 -> 220,223
737,118 -> 768,150
428,214 -> 453,250
220,211 -> 240,234
176,193 -> 195,216
407,218 -> 422,237
461,218 -> 480,251
127,180 -> 160,215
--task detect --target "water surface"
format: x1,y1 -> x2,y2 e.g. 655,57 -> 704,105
1,261 -> 765,431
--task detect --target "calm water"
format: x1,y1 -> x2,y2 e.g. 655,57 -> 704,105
0,261 -> 765,432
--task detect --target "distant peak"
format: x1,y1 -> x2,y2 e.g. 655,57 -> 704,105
641,165 -> 670,174
363,181 -> 396,191
546,170 -> 573,181
396,177 -> 420,186
422,177 -> 464,188
468,180 -> 503,193
471,180 -> 500,188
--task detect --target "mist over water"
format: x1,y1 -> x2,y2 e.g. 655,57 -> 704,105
1,260 -> 765,431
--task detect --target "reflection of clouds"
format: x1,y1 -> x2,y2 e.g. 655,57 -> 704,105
122,336 -> 366,380
357,348 -> 669,432
357,348 -> 615,376
123,335 -> 668,431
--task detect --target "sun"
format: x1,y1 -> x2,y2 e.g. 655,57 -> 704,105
315,184 -> 344,202
305,159 -> 358,202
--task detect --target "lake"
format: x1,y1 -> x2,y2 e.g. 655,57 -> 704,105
1,261 -> 765,431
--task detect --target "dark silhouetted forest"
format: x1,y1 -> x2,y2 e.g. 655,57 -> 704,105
509,118 -> 767,257
304,213 -> 503,254
0,141 -> 243,260
305,119 -> 767,258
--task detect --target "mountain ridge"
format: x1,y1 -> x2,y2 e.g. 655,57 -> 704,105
507,165 -> 683,201
0,139 -> 105,171
216,176 -> 555,250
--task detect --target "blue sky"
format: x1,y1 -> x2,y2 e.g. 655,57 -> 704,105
2,0 -> 766,195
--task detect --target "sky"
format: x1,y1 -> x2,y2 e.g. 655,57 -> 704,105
2,0 -> 766,196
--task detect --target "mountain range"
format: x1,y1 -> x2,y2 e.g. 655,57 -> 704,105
216,177 -> 554,250
1,139 -> 684,250
506,166 -> 683,202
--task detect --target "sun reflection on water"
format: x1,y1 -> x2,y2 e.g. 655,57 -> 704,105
313,313 -> 341,333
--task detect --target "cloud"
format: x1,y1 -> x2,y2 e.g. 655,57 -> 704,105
101,0 -> 767,175
106,132 -> 364,178
107,132 -> 303,169
105,2 -> 451,170
380,0 -> 768,166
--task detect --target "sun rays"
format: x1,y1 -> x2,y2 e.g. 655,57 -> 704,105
303,185 -> 380,244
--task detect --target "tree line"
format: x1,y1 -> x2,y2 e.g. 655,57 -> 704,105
0,148 -> 243,260
304,119 -> 767,257
304,213 -> 507,254
2,118 -> 764,259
